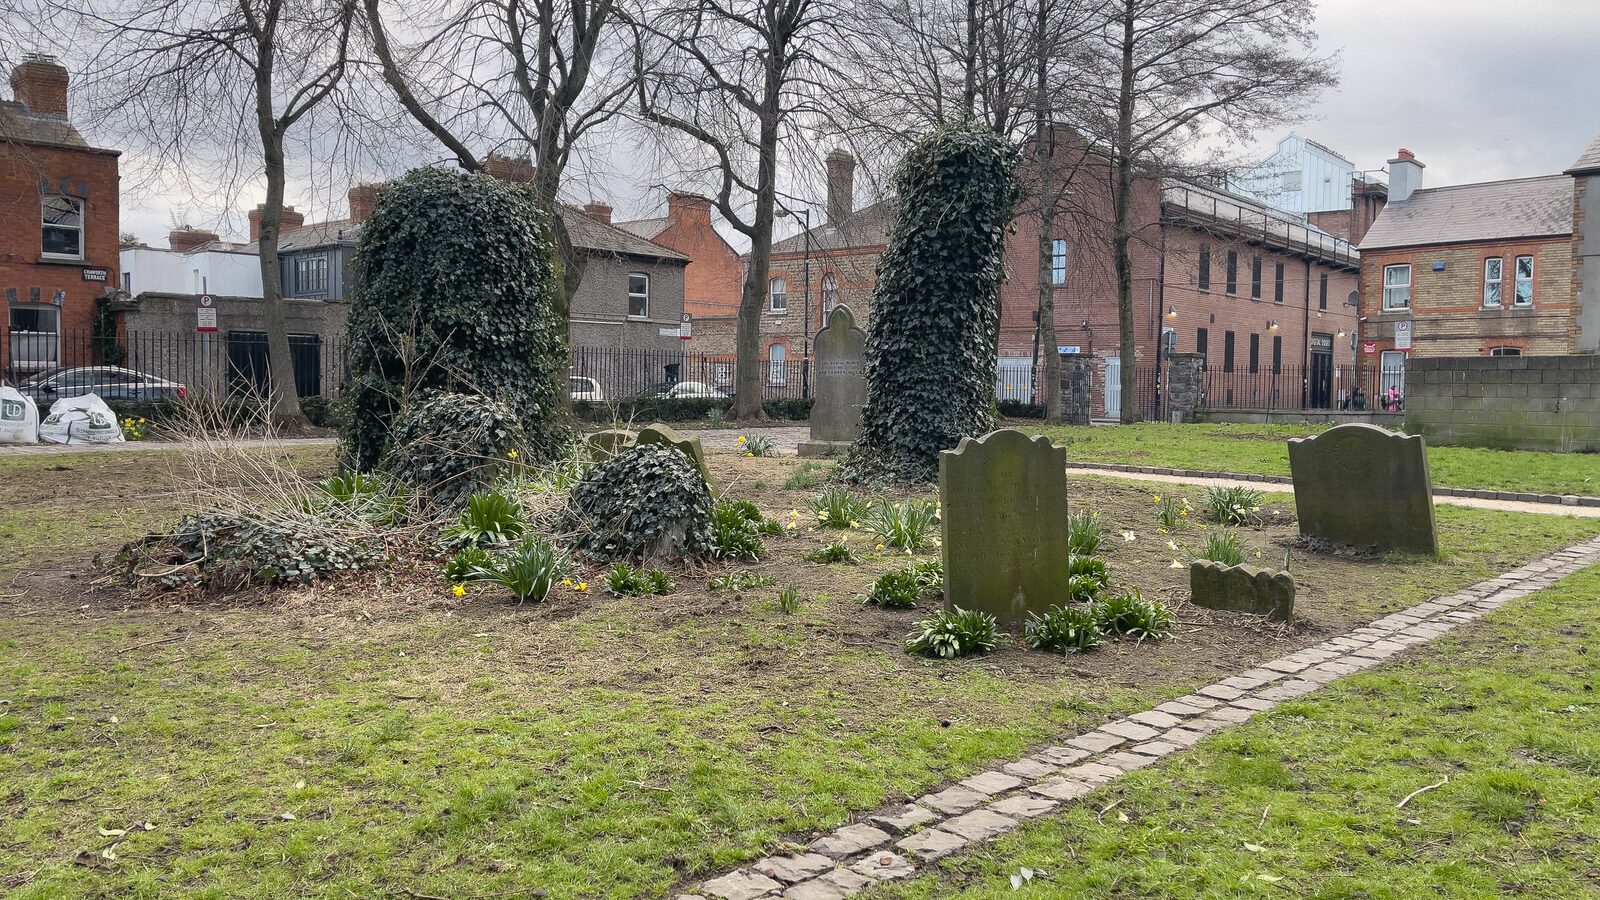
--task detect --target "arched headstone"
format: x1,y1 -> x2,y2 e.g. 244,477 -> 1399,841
1287,423 -> 1436,554
799,304 -> 867,457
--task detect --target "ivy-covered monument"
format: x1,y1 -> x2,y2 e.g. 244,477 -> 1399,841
340,168 -> 569,476
844,124 -> 1019,483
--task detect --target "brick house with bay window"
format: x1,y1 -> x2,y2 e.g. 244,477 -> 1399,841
1,55 -> 121,381
1356,138 -> 1600,399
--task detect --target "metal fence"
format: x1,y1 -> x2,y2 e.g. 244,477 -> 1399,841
568,345 -> 812,401
1197,364 -> 1408,412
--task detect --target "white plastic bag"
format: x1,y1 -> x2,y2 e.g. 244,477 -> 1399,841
38,393 -> 125,444
0,385 -> 39,444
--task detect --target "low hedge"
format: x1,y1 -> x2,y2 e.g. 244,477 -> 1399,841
103,396 -> 345,430
996,399 -> 1045,420
573,397 -> 812,424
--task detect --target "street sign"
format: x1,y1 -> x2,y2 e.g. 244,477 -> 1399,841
196,293 -> 218,332
679,313 -> 693,340
1057,345 -> 1080,354
82,268 -> 108,282
1394,319 -> 1412,351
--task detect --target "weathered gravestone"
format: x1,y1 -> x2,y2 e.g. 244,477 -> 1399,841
585,428 -> 637,459
939,429 -> 1071,625
798,304 -> 868,458
636,423 -> 710,481
1189,561 -> 1295,621
1287,423 -> 1437,554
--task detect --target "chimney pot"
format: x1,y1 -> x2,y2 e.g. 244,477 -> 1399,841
10,54 -> 69,118
582,201 -> 613,225
249,204 -> 306,242
825,149 -> 855,226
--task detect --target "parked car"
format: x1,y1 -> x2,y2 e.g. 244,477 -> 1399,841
664,381 -> 730,399
570,376 -> 605,402
18,366 -> 187,403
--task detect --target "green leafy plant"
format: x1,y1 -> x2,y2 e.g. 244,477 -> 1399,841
466,536 -> 565,604
805,538 -> 857,564
1025,605 -> 1104,654
605,561 -> 675,596
1067,510 -> 1102,556
708,571 -> 776,593
783,462 -> 827,491
378,392 -> 528,508
1094,588 -> 1175,640
119,415 -> 149,441
1066,554 -> 1109,603
810,486 -> 869,529
865,569 -> 922,609
870,499 -> 941,551
776,586 -> 801,614
560,444 -> 714,564
905,606 -> 1002,658
843,123 -> 1020,483
1155,493 -> 1192,530
710,498 -> 766,560
341,166 -> 567,471
441,490 -> 526,549
909,558 -> 943,593
705,407 -> 725,425
442,545 -> 493,583
1200,529 -> 1245,566
737,433 -> 775,457
121,511 -> 378,591
1202,485 -> 1264,527
308,473 -> 404,525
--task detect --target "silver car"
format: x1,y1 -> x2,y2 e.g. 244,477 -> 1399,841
19,366 -> 187,403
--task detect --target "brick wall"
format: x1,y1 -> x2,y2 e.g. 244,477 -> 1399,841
1357,237 -> 1576,377
649,194 -> 744,319
1404,355 -> 1600,452
1,140 -> 121,372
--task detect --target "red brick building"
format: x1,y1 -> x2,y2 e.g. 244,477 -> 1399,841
613,192 -> 744,322
1356,139 -> 1600,398
1,55 -> 121,379
750,137 -> 1360,416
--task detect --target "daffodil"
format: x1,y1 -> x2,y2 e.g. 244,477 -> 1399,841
1169,559 -> 1184,569
506,449 -> 519,460
737,435 -> 747,443
1152,495 -> 1161,504
875,543 -> 885,551
561,578 -> 573,587
788,510 -> 800,518
576,581 -> 588,592
745,452 -> 754,457
849,520 -> 860,529
452,584 -> 466,598
1157,527 -> 1168,534
1166,540 -> 1179,551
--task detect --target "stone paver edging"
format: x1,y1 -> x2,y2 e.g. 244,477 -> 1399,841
1071,460 -> 1600,508
676,537 -> 1600,900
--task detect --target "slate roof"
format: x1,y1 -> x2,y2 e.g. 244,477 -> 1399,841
771,198 -> 897,255
0,100 -> 117,154
1567,135 -> 1600,176
612,216 -> 669,239
1360,175 -> 1573,250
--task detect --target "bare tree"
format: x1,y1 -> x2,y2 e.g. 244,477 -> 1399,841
1093,0 -> 1335,422
363,0 -> 634,318
24,0 -> 359,428
634,0 -> 841,420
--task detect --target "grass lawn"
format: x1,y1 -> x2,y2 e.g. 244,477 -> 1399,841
1028,422 -> 1600,497
2,448 -> 1599,898
874,563 -> 1600,900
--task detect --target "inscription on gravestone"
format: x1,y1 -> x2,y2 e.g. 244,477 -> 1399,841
939,429 -> 1071,626
1287,423 -> 1437,554
799,304 -> 867,457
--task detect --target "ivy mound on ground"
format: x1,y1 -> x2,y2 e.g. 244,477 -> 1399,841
560,444 -> 714,564
381,392 -> 526,509
340,166 -> 568,471
845,123 -> 1019,483
119,512 -> 378,592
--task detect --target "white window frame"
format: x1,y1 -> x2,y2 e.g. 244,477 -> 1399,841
1379,350 -> 1406,399
769,276 -> 787,313
627,272 -> 650,318
767,343 -> 787,385
1382,264 -> 1411,311
1050,239 -> 1067,285
1488,346 -> 1522,357
1513,255 -> 1533,307
41,195 -> 84,260
7,304 -> 62,369
1482,257 -> 1502,308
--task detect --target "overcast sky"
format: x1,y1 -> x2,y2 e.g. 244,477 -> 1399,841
113,0 -> 1600,244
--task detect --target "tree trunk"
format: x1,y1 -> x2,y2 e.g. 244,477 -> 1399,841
730,85 -> 781,421
1113,0 -> 1138,424
254,47 -> 308,432
1034,0 -> 1061,422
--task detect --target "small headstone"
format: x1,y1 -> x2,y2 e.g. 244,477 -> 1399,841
1189,561 -> 1295,621
585,428 -> 637,459
1287,423 -> 1436,554
636,422 -> 709,481
798,304 -> 867,457
939,429 -> 1071,625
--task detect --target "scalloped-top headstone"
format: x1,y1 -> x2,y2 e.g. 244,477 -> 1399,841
1287,423 -> 1436,554
809,304 -> 867,443
938,429 -> 1070,624
635,422 -> 708,481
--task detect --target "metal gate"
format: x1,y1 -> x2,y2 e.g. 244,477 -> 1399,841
1104,357 -> 1121,417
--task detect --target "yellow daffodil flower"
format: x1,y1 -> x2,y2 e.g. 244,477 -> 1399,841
576,581 -> 588,592
506,449 -> 519,460
452,584 -> 466,597
737,435 -> 747,443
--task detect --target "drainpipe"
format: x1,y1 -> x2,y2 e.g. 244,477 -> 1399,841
1302,258 -> 1311,408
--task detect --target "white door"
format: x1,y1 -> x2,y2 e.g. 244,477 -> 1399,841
1104,357 -> 1121,418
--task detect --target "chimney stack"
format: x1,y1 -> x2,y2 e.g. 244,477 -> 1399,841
825,149 -> 855,226
10,54 -> 69,118
1388,148 -> 1425,203
484,153 -> 536,184
249,205 -> 306,241
348,183 -> 384,223
582,201 -> 613,225
168,227 -> 220,252
666,191 -> 711,226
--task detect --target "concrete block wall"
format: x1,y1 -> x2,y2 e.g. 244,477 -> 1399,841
1404,355 -> 1600,451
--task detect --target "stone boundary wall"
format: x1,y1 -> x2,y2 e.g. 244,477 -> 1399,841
1195,409 -> 1404,427
1404,355 -> 1600,452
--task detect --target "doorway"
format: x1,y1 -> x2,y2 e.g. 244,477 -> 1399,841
1309,332 -> 1333,408
1103,357 -> 1121,418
